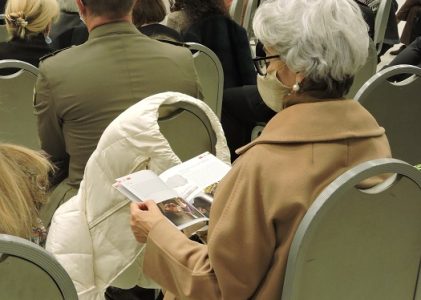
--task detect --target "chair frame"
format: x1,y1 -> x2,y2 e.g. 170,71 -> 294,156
355,64 -> 421,99
0,234 -> 78,299
0,59 -> 39,77
282,158 -> 421,300
184,42 -> 224,119
373,0 -> 393,55
0,59 -> 40,149
158,101 -> 217,156
242,0 -> 259,38
229,0 -> 245,25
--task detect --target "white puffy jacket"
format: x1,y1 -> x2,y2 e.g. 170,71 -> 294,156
46,92 -> 230,299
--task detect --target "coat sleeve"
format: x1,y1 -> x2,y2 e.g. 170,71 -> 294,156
33,66 -> 69,185
143,162 -> 276,299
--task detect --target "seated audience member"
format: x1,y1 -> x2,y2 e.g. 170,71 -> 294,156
391,0 -> 421,55
34,0 -> 202,227
133,0 -> 182,42
357,0 -> 399,59
49,0 -> 89,51
167,0 -> 256,88
384,36 -> 421,81
129,0 -> 392,299
221,39 -> 276,162
0,0 -> 59,73
0,144 -> 51,247
222,84 -> 275,161
389,35 -> 421,67
382,0 -> 400,56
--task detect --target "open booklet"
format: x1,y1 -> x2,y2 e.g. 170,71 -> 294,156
113,152 -> 231,232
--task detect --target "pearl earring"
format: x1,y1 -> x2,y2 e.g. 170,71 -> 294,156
292,82 -> 300,92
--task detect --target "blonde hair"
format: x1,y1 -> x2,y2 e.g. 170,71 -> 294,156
5,0 -> 59,39
0,144 -> 52,239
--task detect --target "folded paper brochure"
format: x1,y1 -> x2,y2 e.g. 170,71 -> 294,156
114,152 -> 231,231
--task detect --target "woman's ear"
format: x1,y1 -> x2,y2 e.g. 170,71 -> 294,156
295,72 -> 305,84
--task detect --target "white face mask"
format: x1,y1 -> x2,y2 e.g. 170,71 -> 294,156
79,14 -> 86,25
257,70 -> 290,112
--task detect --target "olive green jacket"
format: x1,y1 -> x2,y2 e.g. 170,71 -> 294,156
34,22 -> 202,224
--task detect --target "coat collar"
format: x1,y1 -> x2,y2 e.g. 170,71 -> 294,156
88,21 -> 140,40
237,99 -> 385,155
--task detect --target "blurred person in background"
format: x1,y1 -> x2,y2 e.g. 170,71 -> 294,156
49,0 -> 88,50
133,0 -> 181,41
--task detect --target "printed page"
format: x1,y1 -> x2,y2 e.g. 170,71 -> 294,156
114,170 -> 208,231
159,152 -> 231,202
116,170 -> 178,203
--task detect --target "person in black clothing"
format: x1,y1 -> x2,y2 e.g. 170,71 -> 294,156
392,0 -> 421,55
389,36 -> 421,68
383,36 -> 421,81
0,0 -> 59,74
0,0 -> 5,14
50,0 -> 89,51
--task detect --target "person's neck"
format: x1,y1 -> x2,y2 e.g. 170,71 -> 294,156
86,14 -> 132,32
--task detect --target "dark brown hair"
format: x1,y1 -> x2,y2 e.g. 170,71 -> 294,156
132,0 -> 166,27
171,0 -> 228,28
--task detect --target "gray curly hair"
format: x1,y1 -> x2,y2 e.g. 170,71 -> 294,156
253,0 -> 369,97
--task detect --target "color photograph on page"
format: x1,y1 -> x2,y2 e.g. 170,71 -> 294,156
113,152 -> 231,230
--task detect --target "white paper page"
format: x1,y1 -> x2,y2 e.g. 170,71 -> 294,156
112,182 -> 141,202
118,170 -> 178,203
160,152 -> 230,200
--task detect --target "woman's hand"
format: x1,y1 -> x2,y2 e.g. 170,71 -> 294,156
130,200 -> 165,243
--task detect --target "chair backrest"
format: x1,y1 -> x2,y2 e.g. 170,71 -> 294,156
229,0 -> 245,25
0,234 -> 78,299
346,38 -> 377,98
0,59 -> 40,149
373,0 -> 393,55
354,64 -> 421,165
185,42 -> 224,119
242,0 -> 259,38
0,14 -> 8,42
158,101 -> 217,161
282,158 -> 421,300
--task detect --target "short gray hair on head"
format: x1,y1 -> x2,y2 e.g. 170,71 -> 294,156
57,0 -> 79,12
253,0 -> 369,95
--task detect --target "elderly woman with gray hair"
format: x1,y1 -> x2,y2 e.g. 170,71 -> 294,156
129,0 -> 391,299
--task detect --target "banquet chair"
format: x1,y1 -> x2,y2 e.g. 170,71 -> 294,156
0,14 -> 7,43
185,42 -> 224,119
242,0 -> 259,38
0,59 -> 40,149
0,24 -> 7,43
158,101 -> 217,161
0,234 -> 78,300
355,64 -> 421,165
281,158 -> 421,300
373,0 -> 393,55
346,38 -> 377,98
229,0 -> 245,25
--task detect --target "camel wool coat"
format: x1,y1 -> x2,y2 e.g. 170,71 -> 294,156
143,99 -> 391,299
